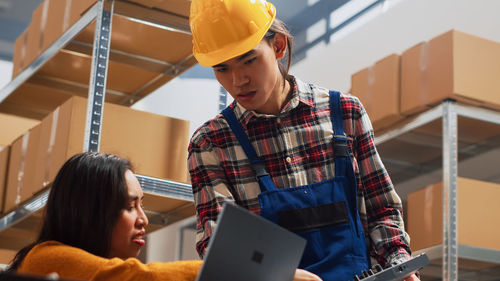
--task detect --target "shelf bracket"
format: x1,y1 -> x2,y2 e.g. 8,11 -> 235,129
83,0 -> 114,152
442,100 -> 458,281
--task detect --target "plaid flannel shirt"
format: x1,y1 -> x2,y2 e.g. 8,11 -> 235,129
188,77 -> 411,266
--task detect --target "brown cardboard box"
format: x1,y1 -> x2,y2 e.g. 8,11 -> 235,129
74,14 -> 193,64
44,96 -> 191,191
55,96 -> 191,184
69,0 -> 97,26
0,249 -> 17,264
407,177 -> 500,251
24,1 -> 47,68
401,30 -> 500,115
351,54 -> 403,131
3,96 -> 190,213
41,0 -> 70,52
38,50 -> 160,96
0,146 -> 10,214
4,125 -> 42,213
128,0 -> 190,17
0,113 -> 40,146
12,30 -> 28,78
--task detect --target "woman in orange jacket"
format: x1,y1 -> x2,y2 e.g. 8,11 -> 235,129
7,152 -> 320,281
7,152 -> 201,280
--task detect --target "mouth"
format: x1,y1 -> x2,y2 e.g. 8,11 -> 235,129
133,230 -> 146,246
238,90 -> 256,96
237,90 -> 256,102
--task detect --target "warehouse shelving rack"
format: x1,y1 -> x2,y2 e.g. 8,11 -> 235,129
0,0 -> 195,250
374,101 -> 500,281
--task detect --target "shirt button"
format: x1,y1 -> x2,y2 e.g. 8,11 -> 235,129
286,157 -> 292,163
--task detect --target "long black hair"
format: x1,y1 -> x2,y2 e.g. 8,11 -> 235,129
8,152 -> 132,271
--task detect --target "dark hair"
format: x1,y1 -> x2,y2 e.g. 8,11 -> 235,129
264,18 -> 294,84
8,152 -> 133,271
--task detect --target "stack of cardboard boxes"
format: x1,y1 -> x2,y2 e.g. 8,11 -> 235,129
0,114 -> 40,215
12,0 -> 97,77
1,96 -> 191,215
3,0 -> 195,227
351,29 -> 500,131
407,177 -> 500,252
7,0 -> 196,121
351,29 -> 500,255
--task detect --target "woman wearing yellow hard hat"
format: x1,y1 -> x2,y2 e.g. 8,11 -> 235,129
188,0 -> 419,280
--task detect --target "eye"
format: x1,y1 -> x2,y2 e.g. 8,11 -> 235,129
214,67 -> 227,73
244,57 -> 256,65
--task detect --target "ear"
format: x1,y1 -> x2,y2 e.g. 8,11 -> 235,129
273,33 -> 287,60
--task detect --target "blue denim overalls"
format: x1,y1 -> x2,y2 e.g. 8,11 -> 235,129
222,91 -> 370,281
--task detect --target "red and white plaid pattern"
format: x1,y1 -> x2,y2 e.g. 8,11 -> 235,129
188,77 -> 411,266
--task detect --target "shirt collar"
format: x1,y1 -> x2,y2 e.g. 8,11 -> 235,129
231,76 -> 316,125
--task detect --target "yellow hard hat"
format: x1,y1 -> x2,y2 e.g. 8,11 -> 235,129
189,0 -> 277,67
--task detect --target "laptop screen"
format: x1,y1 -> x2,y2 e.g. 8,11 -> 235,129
196,203 -> 306,281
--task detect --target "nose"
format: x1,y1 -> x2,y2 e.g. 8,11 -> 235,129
137,206 -> 149,227
232,68 -> 249,87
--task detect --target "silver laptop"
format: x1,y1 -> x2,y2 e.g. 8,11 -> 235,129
196,203 -> 306,281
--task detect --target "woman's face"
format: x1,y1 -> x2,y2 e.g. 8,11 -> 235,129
108,169 -> 148,259
212,34 -> 286,115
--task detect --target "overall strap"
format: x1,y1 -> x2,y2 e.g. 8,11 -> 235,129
221,107 -> 276,192
329,90 -> 348,177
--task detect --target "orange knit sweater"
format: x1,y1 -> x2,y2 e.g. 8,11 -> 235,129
18,241 -> 203,281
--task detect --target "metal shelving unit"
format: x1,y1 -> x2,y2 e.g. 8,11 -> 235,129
375,101 -> 500,280
0,0 -> 195,251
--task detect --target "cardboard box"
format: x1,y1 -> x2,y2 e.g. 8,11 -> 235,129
69,0 -> 97,27
12,30 -> 29,78
38,50 -> 160,96
401,30 -> 500,115
0,113 -> 40,146
3,96 -> 190,213
41,0 -> 70,52
24,1 -> 47,68
4,125 -> 42,213
128,0 -> 190,17
74,13 -> 193,64
14,0 -> 95,77
407,177 -> 500,251
0,146 -> 10,214
0,249 -> 17,265
351,54 -> 403,131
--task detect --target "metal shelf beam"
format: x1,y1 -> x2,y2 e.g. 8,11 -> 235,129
414,244 -> 500,265
0,175 -> 192,233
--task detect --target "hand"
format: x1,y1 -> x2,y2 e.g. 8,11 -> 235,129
293,269 -> 322,281
404,273 -> 420,281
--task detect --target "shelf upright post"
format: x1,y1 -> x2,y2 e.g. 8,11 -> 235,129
83,0 -> 114,152
442,99 -> 458,281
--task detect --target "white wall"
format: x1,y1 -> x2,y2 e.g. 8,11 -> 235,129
0,60 -> 12,89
